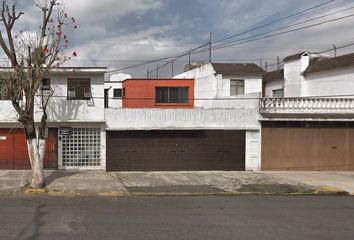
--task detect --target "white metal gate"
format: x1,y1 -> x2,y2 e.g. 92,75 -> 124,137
60,128 -> 101,167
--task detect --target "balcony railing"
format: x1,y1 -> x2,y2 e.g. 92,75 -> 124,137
260,97 -> 354,117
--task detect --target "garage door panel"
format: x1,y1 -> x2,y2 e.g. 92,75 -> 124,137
348,129 -> 354,171
262,124 -> 354,171
0,130 -> 14,169
317,129 -> 347,170
0,128 -> 58,170
107,130 -> 245,171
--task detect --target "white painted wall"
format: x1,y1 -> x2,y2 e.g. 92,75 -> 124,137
246,130 -> 261,171
42,71 -> 106,123
104,81 -> 123,108
284,59 -> 303,97
105,108 -> 260,130
264,80 -> 283,97
302,66 -> 354,97
220,75 -> 262,97
174,63 -> 263,108
0,101 -> 18,122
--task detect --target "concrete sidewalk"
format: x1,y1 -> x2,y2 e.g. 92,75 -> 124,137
0,170 -> 353,196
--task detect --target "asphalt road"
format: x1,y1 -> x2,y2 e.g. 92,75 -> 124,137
0,196 -> 354,240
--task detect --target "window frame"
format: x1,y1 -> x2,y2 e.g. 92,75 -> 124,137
113,88 -> 123,98
67,78 -> 92,100
272,88 -> 284,98
41,78 -> 51,91
230,79 -> 245,96
155,87 -> 189,104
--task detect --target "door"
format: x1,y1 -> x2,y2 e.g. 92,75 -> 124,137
106,130 -> 245,171
104,89 -> 109,108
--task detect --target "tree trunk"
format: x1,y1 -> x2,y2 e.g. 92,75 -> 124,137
26,136 -> 46,189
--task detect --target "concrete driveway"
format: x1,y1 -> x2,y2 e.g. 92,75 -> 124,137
111,171 -> 353,195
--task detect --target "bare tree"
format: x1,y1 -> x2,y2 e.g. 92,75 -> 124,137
0,0 -> 76,188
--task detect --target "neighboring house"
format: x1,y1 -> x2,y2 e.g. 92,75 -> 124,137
262,69 -> 284,98
0,67 -> 107,170
175,62 -> 265,108
263,52 -> 354,98
260,52 -> 354,171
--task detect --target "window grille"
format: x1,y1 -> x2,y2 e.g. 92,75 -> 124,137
67,78 -> 92,100
155,87 -> 189,103
61,128 -> 101,167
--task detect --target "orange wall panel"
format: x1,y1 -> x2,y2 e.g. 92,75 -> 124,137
122,79 -> 194,108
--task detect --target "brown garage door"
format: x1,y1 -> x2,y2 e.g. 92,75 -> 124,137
262,122 -> 354,171
0,128 -> 58,170
107,130 -> 245,171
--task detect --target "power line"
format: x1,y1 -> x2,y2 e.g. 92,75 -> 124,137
197,12 -> 354,54
213,0 -> 337,45
106,1 -> 340,74
107,42 -> 209,74
101,1 -> 354,75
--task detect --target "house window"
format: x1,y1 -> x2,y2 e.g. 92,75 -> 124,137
273,89 -> 284,98
230,79 -> 245,96
155,87 -> 189,104
113,88 -> 123,98
67,78 -> 92,100
0,81 -> 9,100
41,78 -> 51,91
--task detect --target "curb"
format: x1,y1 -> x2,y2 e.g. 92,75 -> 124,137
314,186 -> 349,196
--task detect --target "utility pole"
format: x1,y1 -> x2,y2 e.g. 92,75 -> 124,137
156,64 -> 159,79
147,68 -> 149,79
171,60 -> 174,77
209,32 -> 212,63
332,44 -> 337,57
277,56 -> 280,70
188,49 -> 191,71
265,62 -> 268,72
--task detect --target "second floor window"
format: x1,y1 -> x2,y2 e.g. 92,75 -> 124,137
230,79 -> 245,96
155,87 -> 189,104
113,88 -> 123,98
41,78 -> 51,91
273,89 -> 284,98
67,78 -> 92,100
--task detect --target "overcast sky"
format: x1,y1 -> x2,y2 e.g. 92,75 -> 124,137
5,0 -> 354,77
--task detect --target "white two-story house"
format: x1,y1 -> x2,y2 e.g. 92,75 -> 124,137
261,52 -> 354,171
0,67 -> 107,170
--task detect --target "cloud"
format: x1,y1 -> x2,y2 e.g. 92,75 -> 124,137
3,0 -> 354,77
